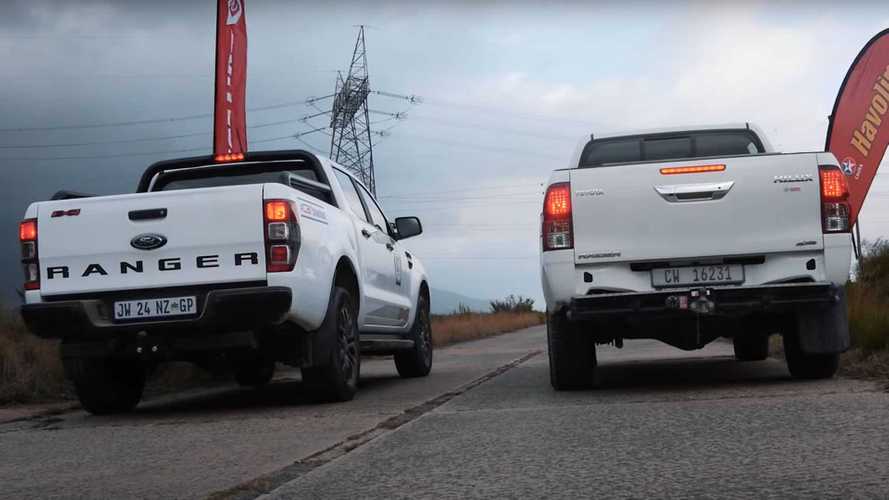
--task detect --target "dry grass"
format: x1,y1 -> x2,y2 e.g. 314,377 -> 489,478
846,282 -> 889,352
430,311 -> 544,347
0,309 -> 66,404
838,348 -> 889,383
0,305 -> 544,405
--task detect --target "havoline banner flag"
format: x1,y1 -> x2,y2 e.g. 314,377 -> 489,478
213,0 -> 247,159
826,28 -> 889,226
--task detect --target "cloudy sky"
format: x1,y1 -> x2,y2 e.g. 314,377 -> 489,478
1,0 -> 888,307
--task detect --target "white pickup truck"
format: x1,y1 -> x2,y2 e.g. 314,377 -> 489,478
19,150 -> 432,414
541,124 -> 852,389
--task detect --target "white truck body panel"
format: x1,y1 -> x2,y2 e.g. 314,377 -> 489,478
569,153 -> 824,265
23,154 -> 428,336
36,185 -> 267,297
542,127 -> 852,311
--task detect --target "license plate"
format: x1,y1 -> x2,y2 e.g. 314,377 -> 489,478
651,265 -> 744,288
113,296 -> 197,320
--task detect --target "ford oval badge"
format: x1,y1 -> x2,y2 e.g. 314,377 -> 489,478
131,233 -> 167,251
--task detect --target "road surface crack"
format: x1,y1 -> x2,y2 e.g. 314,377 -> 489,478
205,349 -> 542,500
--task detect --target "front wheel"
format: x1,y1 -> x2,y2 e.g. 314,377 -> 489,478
394,292 -> 433,378
65,358 -> 146,415
302,286 -> 360,402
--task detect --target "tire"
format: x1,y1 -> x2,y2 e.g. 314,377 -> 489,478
302,286 -> 360,402
783,331 -> 839,380
547,312 -> 597,390
394,292 -> 433,378
65,358 -> 146,415
733,335 -> 769,361
233,356 -> 275,387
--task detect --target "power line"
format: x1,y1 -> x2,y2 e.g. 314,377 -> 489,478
422,96 -> 597,128
0,116 -> 328,150
0,100 -> 309,133
0,131 -> 209,149
391,131 -> 566,161
379,182 -> 542,198
0,134 -> 296,161
408,114 -> 578,142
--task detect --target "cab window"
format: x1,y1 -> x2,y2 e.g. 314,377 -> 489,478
355,182 -> 390,232
333,170 -> 368,223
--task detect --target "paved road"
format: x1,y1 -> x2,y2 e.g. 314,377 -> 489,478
3,326 -> 888,499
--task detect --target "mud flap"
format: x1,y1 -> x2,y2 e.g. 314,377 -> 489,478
797,287 -> 850,354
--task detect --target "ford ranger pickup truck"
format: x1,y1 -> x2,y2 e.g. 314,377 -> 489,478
19,150 -> 432,414
540,124 -> 852,389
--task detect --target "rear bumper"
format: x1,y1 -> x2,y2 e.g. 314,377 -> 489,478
567,282 -> 842,320
21,286 -> 292,342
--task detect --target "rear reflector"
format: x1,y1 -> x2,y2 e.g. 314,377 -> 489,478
542,182 -> 573,251
660,164 -> 726,175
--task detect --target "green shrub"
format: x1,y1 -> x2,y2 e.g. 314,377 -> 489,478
847,240 -> 889,352
489,294 -> 535,313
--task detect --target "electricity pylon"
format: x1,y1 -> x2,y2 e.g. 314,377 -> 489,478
329,26 -> 376,193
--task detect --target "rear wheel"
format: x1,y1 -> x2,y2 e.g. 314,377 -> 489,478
394,292 -> 433,378
784,331 -> 839,379
65,358 -> 146,415
733,335 -> 769,361
302,286 -> 360,402
547,312 -> 597,390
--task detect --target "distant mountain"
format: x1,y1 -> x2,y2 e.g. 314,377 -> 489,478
430,288 -> 490,315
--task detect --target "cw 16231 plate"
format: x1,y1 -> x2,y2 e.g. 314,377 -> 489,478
113,296 -> 197,320
651,264 -> 744,288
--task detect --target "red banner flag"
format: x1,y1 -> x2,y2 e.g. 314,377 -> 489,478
826,28 -> 889,226
214,0 -> 247,159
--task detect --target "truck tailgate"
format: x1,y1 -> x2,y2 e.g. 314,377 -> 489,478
37,184 -> 266,296
569,153 -> 824,264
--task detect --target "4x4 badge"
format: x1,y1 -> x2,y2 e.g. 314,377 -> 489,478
130,233 -> 167,251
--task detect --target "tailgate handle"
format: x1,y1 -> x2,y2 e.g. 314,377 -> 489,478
654,181 -> 734,202
129,208 -> 168,221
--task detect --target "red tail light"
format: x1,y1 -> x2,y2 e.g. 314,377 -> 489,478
263,200 -> 300,272
542,182 -> 573,251
819,165 -> 851,233
19,218 -> 39,290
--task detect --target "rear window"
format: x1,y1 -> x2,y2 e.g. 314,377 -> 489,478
156,170 -> 317,191
643,137 -> 691,161
580,130 -> 763,167
152,164 -> 333,204
582,140 -> 641,165
695,133 -> 761,156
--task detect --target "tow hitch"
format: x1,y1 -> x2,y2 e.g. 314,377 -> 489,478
665,288 -> 716,314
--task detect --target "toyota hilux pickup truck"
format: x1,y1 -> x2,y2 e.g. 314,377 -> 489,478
19,150 -> 432,414
540,124 -> 852,389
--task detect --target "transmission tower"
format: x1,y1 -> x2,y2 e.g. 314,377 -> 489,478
329,26 -> 376,193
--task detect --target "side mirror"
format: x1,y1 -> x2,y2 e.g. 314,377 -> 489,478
394,216 -> 423,240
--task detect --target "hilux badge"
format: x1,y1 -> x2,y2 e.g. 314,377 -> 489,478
130,233 -> 167,250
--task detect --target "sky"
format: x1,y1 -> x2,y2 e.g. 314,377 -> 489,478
1,0 -> 888,308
